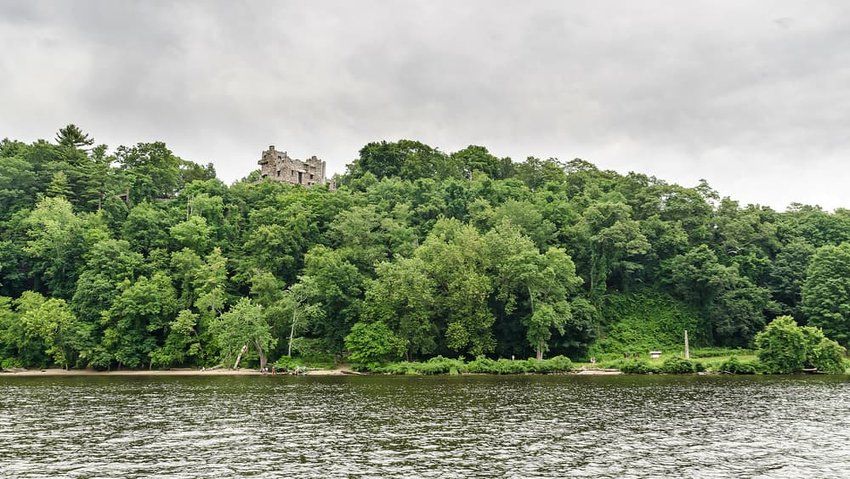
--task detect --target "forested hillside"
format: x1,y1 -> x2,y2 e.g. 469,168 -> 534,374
1,126 -> 848,370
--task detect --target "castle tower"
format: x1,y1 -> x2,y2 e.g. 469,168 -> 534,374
258,145 -> 332,189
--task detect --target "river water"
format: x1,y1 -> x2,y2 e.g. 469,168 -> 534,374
1,374 -> 849,478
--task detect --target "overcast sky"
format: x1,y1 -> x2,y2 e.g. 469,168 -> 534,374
2,1 -> 850,210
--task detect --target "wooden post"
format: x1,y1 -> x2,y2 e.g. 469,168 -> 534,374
684,330 -> 690,359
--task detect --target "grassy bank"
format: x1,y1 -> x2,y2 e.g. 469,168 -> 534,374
358,349 -> 755,376
360,347 -> 849,376
582,348 -> 762,374
364,355 -> 574,375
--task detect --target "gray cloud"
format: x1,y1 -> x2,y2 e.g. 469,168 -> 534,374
2,0 -> 850,209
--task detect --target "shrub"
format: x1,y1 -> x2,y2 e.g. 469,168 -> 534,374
409,356 -> 465,375
273,356 -> 302,371
374,356 -> 572,375
375,362 -> 416,375
755,316 -> 807,374
491,359 -> 529,374
809,337 -> 846,374
1,357 -> 22,369
755,316 -> 846,374
374,357 -> 466,375
466,356 -> 496,374
527,355 -> 573,373
658,356 -> 699,374
615,359 -> 657,374
716,356 -> 759,375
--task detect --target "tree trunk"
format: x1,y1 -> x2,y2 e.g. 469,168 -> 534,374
288,307 -> 297,357
536,342 -> 544,361
255,339 -> 267,370
233,343 -> 248,369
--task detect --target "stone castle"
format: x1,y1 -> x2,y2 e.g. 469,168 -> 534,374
258,145 -> 332,188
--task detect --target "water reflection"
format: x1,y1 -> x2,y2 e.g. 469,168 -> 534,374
1,375 -> 849,478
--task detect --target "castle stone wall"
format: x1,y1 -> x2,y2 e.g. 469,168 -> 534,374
258,145 -> 331,188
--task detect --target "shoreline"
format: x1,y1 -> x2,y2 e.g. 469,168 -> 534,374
1,367 -> 621,377
0,367 -> 350,377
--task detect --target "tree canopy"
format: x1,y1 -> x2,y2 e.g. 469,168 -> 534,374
0,130 -> 848,370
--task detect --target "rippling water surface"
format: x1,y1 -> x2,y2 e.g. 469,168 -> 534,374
2,374 -> 849,478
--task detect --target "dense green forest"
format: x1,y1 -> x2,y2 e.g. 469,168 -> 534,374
1,125 -> 849,370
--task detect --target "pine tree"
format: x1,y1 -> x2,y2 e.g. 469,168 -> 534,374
55,124 -> 95,149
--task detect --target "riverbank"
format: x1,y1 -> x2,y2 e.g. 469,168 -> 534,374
0,366 -> 624,377
0,367 -> 351,377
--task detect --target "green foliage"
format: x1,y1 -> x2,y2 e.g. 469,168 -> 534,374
416,218 -> 495,356
1,357 -> 23,369
451,145 -> 513,180
298,246 -> 363,355
347,140 -> 459,182
612,359 -> 657,374
150,310 -> 200,368
689,347 -> 754,359
22,196 -> 108,297
376,356 -> 466,375
710,277 -> 771,346
4,130 -> 850,373
116,142 -> 182,204
592,291 -> 703,356
374,355 -> 573,375
802,243 -> 850,347
170,216 -> 212,254
209,298 -> 275,369
101,272 -> 178,369
581,197 -> 650,300
716,356 -> 759,374
122,202 -> 175,254
72,239 -> 143,324
344,321 -> 407,370
527,355 -> 573,373
273,355 -> 303,372
19,295 -> 89,368
658,356 -> 703,374
484,221 -> 584,358
55,124 -> 94,149
801,326 -> 846,374
767,240 -> 814,320
277,281 -> 325,358
607,356 -> 704,374
364,257 -> 436,358
754,316 -> 807,374
755,315 -> 846,374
